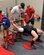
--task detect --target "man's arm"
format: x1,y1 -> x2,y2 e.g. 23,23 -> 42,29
10,7 -> 16,20
11,21 -> 19,29
11,21 -> 24,32
30,13 -> 34,20
29,7 -> 35,20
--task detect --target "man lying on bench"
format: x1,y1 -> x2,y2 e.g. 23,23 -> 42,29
11,17 -> 43,50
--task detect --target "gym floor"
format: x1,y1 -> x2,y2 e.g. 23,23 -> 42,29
8,38 -> 44,55
8,21 -> 44,55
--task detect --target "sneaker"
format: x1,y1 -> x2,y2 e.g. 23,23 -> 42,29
35,39 -> 43,44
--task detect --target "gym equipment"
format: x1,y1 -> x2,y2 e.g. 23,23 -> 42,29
8,29 -> 21,39
0,46 -> 16,55
2,18 -> 22,48
4,29 -> 15,48
2,17 -> 10,29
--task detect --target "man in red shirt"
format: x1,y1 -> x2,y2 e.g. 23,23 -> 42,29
26,5 -> 35,27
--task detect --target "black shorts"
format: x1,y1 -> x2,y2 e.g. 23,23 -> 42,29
27,18 -> 35,25
22,25 -> 37,35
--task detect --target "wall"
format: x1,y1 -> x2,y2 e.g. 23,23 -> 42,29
0,0 -> 43,17
0,0 -> 15,11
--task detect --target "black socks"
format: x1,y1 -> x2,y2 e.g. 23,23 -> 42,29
36,35 -> 41,41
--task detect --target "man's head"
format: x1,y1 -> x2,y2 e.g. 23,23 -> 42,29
27,5 -> 30,8
20,3 -> 25,9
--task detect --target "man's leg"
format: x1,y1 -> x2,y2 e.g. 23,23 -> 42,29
31,18 -> 35,27
36,29 -> 43,42
36,29 -> 43,34
31,30 -> 38,45
31,28 -> 43,42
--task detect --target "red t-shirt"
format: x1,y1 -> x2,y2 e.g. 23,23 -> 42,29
0,14 -> 3,22
26,7 -> 35,18
25,7 -> 35,22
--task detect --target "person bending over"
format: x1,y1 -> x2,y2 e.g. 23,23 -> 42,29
10,3 -> 25,21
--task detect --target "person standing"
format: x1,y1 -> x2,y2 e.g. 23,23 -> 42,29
26,5 -> 35,27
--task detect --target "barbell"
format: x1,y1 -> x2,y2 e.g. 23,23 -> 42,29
0,17 -> 23,29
